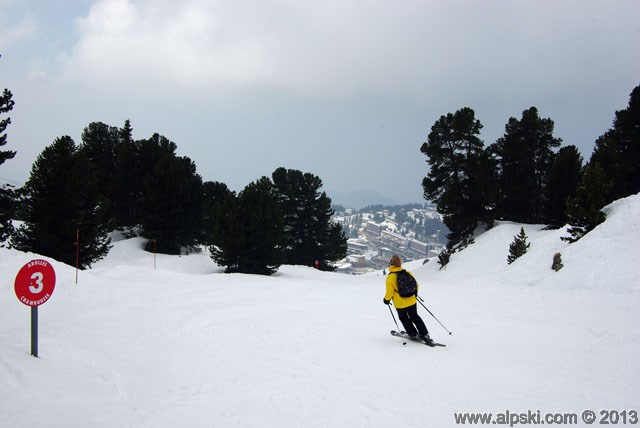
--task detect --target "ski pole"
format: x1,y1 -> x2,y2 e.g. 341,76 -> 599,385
417,295 -> 453,335
387,304 -> 406,345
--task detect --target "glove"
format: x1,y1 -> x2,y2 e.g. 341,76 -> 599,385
383,298 -> 391,305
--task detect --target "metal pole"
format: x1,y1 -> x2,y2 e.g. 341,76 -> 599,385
31,306 -> 38,357
417,295 -> 453,335
387,304 -> 406,345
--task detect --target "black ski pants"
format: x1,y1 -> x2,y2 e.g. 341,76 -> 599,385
396,303 -> 429,337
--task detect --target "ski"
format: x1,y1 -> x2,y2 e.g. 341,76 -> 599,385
390,330 -> 446,347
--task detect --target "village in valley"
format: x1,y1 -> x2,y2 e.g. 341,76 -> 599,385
332,203 -> 447,274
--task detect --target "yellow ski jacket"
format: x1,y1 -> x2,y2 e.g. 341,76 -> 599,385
384,266 -> 420,309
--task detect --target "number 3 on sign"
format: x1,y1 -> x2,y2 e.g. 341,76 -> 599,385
14,259 -> 56,307
30,272 -> 44,294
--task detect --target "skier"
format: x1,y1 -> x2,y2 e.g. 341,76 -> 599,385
383,255 -> 433,345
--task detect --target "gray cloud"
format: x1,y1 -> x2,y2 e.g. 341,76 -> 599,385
60,1 -> 640,98
1,0 -> 639,203
0,3 -> 36,51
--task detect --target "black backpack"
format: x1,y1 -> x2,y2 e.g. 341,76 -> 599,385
394,269 -> 417,297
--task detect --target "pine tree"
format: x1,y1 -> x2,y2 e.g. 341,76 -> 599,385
490,107 -> 562,223
210,191 -> 242,271
507,227 -> 530,264
131,132 -> 179,232
0,89 -> 15,165
12,136 -> 112,267
437,249 -> 451,269
0,64 -> 16,243
210,178 -> 285,275
111,120 -> 141,228
421,107 -> 493,256
590,85 -> 640,203
79,122 -> 121,214
544,145 -> 584,228
0,173 -> 14,245
563,162 -> 612,243
137,133 -> 178,175
200,181 -> 232,246
139,154 -> 203,254
68,150 -> 113,266
320,221 -> 348,270
234,177 -> 284,274
271,167 -> 346,271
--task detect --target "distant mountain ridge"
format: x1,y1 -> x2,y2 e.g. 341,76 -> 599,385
326,188 -> 418,209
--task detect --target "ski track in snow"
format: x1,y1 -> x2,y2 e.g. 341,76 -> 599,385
1,195 -> 640,427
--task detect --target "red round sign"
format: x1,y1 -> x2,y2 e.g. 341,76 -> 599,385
14,259 -> 56,307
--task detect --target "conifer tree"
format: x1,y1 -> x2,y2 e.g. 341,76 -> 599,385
0,62 -> 16,243
79,122 -> 121,207
563,162 -> 612,243
139,154 -> 203,254
421,107 -> 493,263
234,177 -> 284,274
210,191 -> 241,271
590,85 -> 640,203
271,167 -> 347,271
127,132 -> 179,234
320,221 -> 348,270
12,136 -> 111,267
507,227 -> 530,264
489,107 -> 561,223
111,120 -> 141,228
210,178 -> 285,275
437,250 -> 451,269
544,145 -> 583,228
200,181 -> 232,246
137,133 -> 178,173
0,88 -> 15,165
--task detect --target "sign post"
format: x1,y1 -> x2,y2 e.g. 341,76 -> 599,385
14,259 -> 56,358
31,306 -> 38,356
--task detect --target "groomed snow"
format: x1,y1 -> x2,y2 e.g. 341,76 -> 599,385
1,194 -> 639,427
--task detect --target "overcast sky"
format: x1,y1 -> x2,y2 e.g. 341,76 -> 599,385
1,0 -> 639,203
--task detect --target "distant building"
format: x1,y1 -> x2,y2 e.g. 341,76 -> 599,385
347,240 -> 368,255
409,239 -> 428,254
381,230 -> 408,248
364,221 -> 382,235
378,246 -> 395,261
347,254 -> 366,267
331,204 -> 446,274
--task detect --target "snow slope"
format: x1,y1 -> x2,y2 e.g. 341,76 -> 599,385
1,194 -> 639,427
